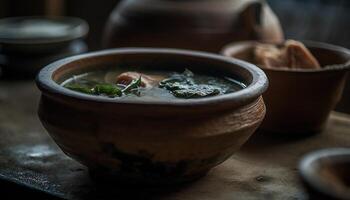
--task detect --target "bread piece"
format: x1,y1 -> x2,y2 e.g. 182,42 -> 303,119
284,40 -> 320,69
254,43 -> 288,68
254,40 -> 321,69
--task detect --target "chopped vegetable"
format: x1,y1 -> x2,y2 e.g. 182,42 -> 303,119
64,76 -> 144,97
94,84 -> 122,97
65,83 -> 122,97
122,76 -> 142,94
159,69 -> 223,98
64,83 -> 94,94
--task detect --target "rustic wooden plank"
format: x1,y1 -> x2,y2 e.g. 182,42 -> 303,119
0,80 -> 349,199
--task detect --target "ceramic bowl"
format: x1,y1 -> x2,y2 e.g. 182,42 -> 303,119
299,148 -> 350,200
0,16 -> 89,77
36,48 -> 268,184
0,16 -> 89,54
222,41 -> 350,134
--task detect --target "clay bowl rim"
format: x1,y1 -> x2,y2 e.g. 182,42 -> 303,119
36,47 -> 268,107
221,40 -> 350,73
299,148 -> 350,199
0,16 -> 89,45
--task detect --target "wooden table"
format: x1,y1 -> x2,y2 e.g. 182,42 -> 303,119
1,79 -> 350,199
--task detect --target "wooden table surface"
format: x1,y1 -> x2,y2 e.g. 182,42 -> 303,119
1,79 -> 350,200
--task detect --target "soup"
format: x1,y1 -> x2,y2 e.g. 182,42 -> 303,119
61,68 -> 246,100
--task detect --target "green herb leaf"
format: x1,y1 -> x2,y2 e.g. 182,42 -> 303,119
159,69 -> 222,99
122,76 -> 142,94
94,84 -> 122,97
64,83 -> 94,94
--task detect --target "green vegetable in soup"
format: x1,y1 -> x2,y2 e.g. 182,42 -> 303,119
94,84 -> 122,97
122,76 -> 142,94
64,82 -> 122,97
159,69 -> 224,98
64,83 -> 94,94
64,76 -> 143,97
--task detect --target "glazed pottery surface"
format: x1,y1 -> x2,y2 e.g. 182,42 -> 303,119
36,48 -> 268,184
299,148 -> 350,200
103,0 -> 283,53
222,41 -> 350,134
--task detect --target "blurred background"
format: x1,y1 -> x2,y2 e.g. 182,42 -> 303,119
1,0 -> 349,50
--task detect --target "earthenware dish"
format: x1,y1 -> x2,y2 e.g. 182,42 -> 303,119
222,41 -> 350,134
36,48 -> 268,184
299,148 -> 350,200
0,16 -> 89,77
0,16 -> 88,53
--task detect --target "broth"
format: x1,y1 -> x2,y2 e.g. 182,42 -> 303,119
61,68 -> 246,100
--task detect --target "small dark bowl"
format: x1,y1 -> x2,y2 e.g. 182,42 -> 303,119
36,48 -> 268,184
0,16 -> 89,77
299,148 -> 350,200
222,41 -> 350,134
0,16 -> 88,54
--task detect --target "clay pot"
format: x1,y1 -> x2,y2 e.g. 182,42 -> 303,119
299,148 -> 350,200
103,0 -> 283,53
36,48 -> 268,184
222,41 -> 350,134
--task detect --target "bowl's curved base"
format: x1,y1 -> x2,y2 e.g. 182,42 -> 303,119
88,168 -> 208,186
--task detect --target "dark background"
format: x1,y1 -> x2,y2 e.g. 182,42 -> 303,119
0,0 -> 349,51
